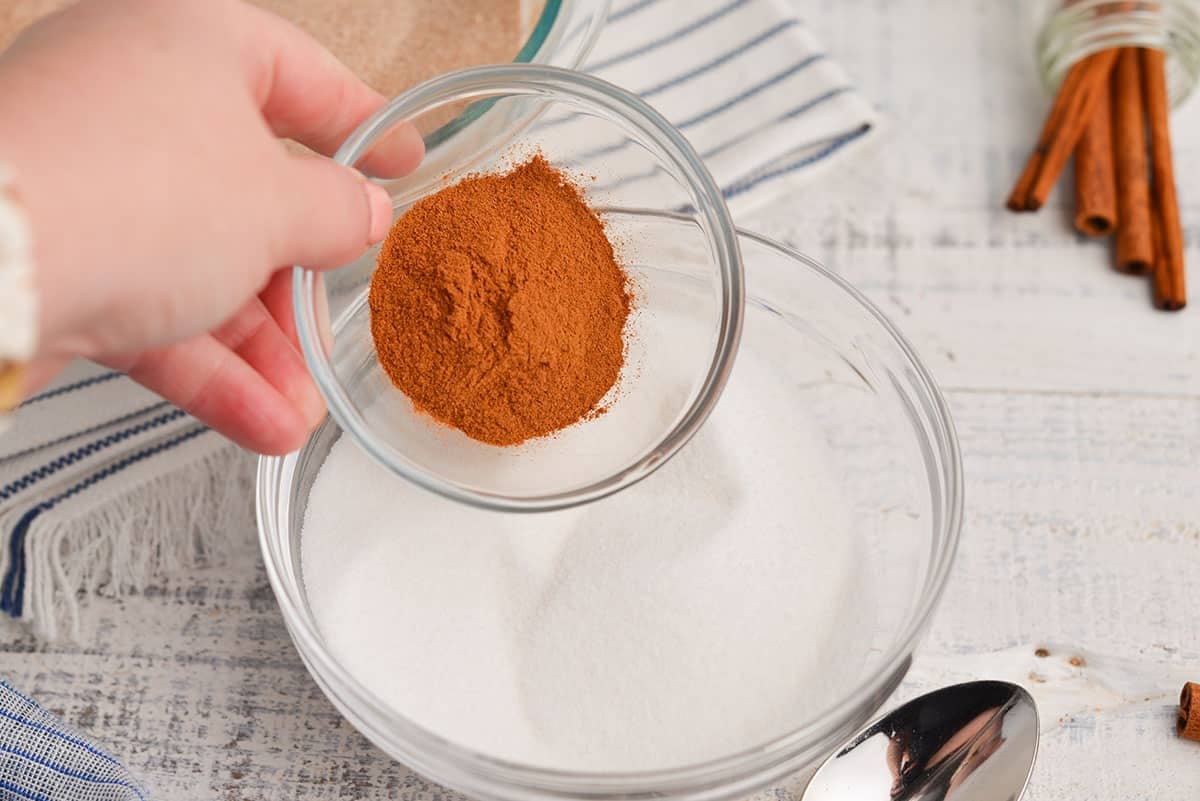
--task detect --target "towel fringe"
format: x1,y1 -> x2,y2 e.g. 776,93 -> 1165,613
21,443 -> 254,641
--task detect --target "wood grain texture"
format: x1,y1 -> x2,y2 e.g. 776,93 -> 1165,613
2,0 -> 1199,799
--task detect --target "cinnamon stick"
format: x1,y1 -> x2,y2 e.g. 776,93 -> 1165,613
1007,60 -> 1091,211
1180,682 -> 1200,741
1141,47 -> 1186,310
1007,49 -> 1119,212
1112,48 -> 1154,275
1073,77 -> 1117,236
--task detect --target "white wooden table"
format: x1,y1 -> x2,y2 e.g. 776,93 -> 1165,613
2,1 -> 1198,798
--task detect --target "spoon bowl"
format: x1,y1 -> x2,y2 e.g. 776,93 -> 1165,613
802,681 -> 1039,801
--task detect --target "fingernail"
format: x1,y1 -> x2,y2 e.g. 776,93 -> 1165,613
363,179 -> 393,244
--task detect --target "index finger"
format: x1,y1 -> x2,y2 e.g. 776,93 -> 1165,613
239,2 -> 422,177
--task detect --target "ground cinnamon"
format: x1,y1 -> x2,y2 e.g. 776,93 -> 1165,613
369,155 -> 631,446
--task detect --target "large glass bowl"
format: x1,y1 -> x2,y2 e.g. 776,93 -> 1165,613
261,219 -> 963,801
294,66 -> 745,512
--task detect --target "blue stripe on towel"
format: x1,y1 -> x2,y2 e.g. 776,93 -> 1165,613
0,744 -> 146,798
668,123 -> 873,213
589,83 -> 847,199
1,424 -> 209,617
608,0 -> 660,23
639,19 -> 798,98
534,13 -> 801,134
588,0 -> 752,73
0,402 -> 172,467
699,86 -> 852,163
0,680 -> 39,709
573,53 -> 829,165
676,53 -> 827,128
0,679 -> 136,791
0,778 -> 52,801
722,122 -> 873,200
0,409 -> 186,502
19,372 -> 122,408
0,708 -> 122,770
0,681 -> 147,799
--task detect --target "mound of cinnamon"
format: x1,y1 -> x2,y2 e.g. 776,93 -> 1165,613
369,155 -> 632,446
1007,47 -> 1186,311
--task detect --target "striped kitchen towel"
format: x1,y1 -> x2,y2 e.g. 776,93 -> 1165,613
575,0 -> 880,215
0,677 -> 146,801
0,361 -> 253,642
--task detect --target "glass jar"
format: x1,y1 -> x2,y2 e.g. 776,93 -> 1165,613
1030,0 -> 1200,106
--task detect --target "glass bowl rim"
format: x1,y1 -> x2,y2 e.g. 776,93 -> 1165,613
265,222 -> 964,798
292,64 -> 746,513
425,0 -> 612,147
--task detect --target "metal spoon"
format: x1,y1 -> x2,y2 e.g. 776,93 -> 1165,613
802,681 -> 1039,801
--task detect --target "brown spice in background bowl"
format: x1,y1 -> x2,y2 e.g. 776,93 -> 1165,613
369,155 -> 632,447
262,0 -> 524,98
0,0 -> 526,99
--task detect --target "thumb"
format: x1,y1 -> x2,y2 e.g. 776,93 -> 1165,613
272,156 -> 393,271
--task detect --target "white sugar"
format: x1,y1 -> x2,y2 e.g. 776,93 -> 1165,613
302,315 -> 873,772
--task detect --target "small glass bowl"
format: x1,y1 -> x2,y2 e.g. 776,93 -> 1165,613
261,222 -> 962,801
294,65 -> 745,512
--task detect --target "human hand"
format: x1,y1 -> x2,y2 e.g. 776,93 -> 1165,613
0,0 -> 422,453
